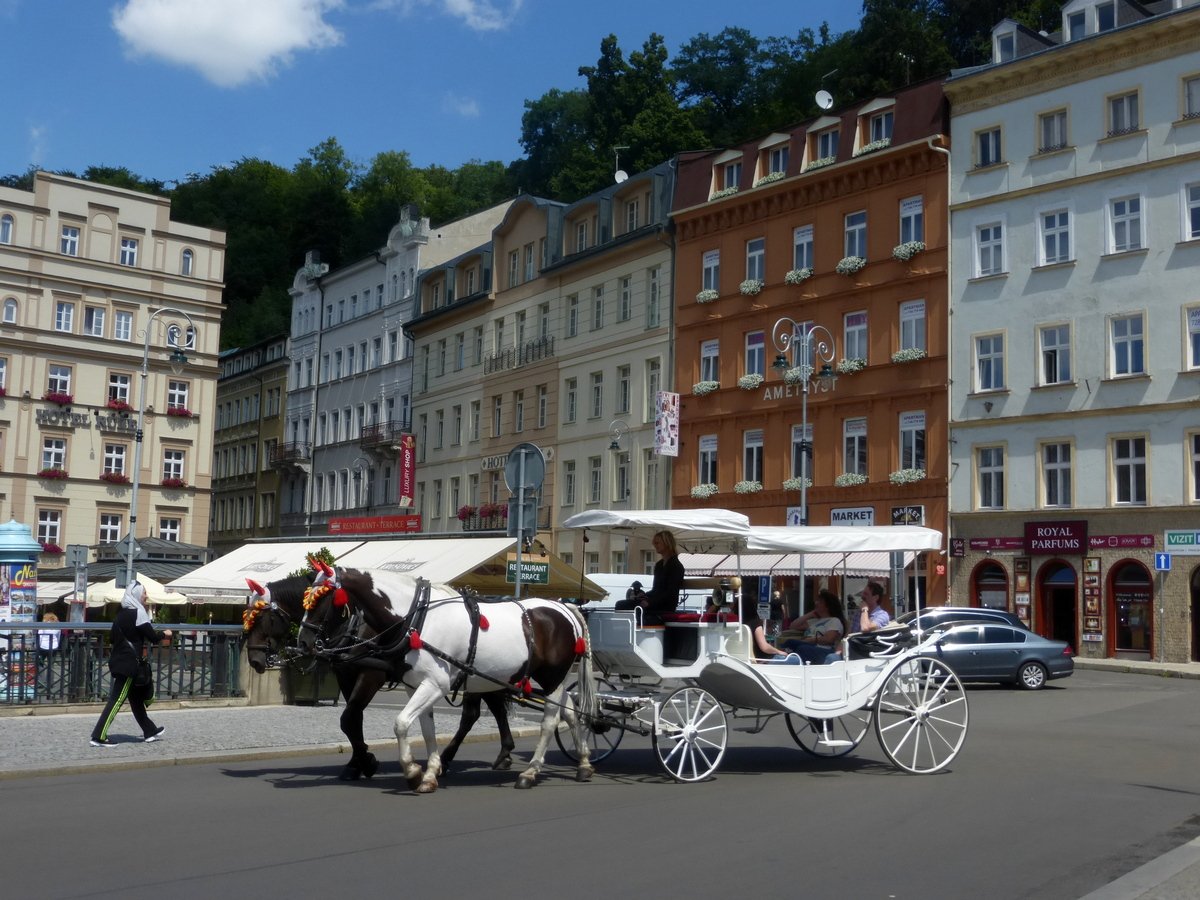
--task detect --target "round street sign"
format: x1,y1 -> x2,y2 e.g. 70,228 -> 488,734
505,442 -> 546,492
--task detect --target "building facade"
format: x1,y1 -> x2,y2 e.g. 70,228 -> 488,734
209,334 -> 289,555
0,172 -> 225,562
945,0 -> 1200,660
671,80 -> 951,613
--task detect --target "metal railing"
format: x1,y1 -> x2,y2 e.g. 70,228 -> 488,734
0,624 -> 245,706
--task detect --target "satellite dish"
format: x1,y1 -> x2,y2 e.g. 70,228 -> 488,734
815,90 -> 834,111
614,169 -> 629,184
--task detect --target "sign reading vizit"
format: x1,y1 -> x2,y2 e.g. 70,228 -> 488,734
1165,530 -> 1200,555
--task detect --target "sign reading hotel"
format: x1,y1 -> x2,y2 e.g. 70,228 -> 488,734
398,433 -> 416,507
1025,520 -> 1087,554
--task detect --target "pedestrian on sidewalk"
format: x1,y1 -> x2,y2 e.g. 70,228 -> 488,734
89,582 -> 172,747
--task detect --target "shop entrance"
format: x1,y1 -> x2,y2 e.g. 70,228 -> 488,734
1111,561 -> 1152,660
1037,562 -> 1077,647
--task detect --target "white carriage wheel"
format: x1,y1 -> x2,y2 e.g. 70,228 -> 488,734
873,657 -> 969,774
652,686 -> 728,783
785,709 -> 872,758
554,678 -> 624,764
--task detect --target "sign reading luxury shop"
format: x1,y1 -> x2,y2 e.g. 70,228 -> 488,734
36,408 -> 137,434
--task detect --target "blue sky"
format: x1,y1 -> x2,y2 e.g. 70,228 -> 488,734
0,0 -> 862,185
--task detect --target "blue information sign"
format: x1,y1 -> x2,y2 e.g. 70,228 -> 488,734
1155,553 -> 1171,572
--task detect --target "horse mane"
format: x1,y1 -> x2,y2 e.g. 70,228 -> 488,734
265,572 -> 314,612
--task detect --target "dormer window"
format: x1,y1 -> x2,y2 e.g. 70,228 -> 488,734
870,110 -> 893,143
1097,1 -> 1115,32
996,31 -> 1015,62
1067,10 -> 1086,40
768,145 -> 788,175
723,161 -> 741,190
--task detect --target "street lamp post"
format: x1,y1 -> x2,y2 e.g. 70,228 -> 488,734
124,308 -> 195,588
771,317 -> 836,616
352,456 -> 372,509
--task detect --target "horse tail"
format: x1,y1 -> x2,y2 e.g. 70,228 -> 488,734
565,604 -> 596,748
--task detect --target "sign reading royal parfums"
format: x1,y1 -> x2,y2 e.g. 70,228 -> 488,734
1025,520 -> 1087,554
505,556 -> 549,584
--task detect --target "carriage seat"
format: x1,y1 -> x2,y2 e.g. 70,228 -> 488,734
660,611 -> 702,624
845,623 -> 914,659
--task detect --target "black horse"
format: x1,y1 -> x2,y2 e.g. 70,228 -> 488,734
243,574 -> 518,780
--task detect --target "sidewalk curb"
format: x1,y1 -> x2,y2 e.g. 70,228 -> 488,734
1073,659 -> 1200,680
1078,836 -> 1200,900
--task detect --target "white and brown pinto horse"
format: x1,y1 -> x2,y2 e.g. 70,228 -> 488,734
299,564 -> 596,793
243,572 -> 522,779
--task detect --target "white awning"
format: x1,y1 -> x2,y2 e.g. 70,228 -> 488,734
85,575 -> 190,606
680,551 -> 916,577
36,582 -> 76,605
563,508 -> 752,554
166,540 -> 367,604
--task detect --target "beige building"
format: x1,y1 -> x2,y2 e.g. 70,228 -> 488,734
409,161 -> 676,575
0,172 -> 225,562
209,335 -> 289,556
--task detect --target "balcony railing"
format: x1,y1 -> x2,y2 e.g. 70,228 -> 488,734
484,335 -> 555,375
360,420 -> 410,451
269,442 -> 311,467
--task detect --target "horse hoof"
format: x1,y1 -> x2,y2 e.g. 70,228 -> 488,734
338,765 -> 361,781
405,772 -> 424,791
492,755 -> 513,771
362,754 -> 379,779
575,765 -> 595,783
415,779 -> 438,794
514,775 -> 536,790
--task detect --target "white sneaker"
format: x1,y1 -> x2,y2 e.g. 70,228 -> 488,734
143,726 -> 165,743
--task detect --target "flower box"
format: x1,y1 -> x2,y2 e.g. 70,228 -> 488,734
456,504 -> 477,523
891,347 -> 927,364
99,471 -> 131,485
854,138 -> 891,157
892,240 -> 926,263
106,399 -> 133,413
161,477 -> 188,489
835,256 -> 866,276
738,279 -> 764,296
165,406 -> 193,418
43,391 -> 73,406
692,380 -> 720,397
784,267 -> 813,285
40,543 -> 64,555
834,473 -> 868,487
755,171 -> 785,187
477,503 -> 507,520
737,373 -> 764,391
38,467 -> 69,480
695,288 -> 719,304
0,386 -> 6,398
782,476 -> 813,491
889,468 -> 926,485
733,480 -> 763,494
805,156 -> 836,172
709,186 -> 739,201
690,483 -> 719,499
836,357 -> 866,374
782,366 -> 808,385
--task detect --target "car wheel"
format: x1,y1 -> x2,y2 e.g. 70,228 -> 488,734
1017,661 -> 1047,690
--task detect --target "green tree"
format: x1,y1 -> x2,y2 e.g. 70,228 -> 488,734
289,137 -> 360,269
514,87 -> 590,197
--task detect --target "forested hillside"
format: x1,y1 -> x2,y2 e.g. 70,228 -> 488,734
1,0 -> 1062,349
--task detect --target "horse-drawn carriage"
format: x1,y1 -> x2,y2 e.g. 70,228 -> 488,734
242,508 -> 968,790
553,509 -> 968,780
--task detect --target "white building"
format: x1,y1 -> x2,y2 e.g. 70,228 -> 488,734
945,0 -> 1200,661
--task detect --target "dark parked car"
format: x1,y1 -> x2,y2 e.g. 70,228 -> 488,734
918,622 -> 1074,689
896,606 -> 1028,632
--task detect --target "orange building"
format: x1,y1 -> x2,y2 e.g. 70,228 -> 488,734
671,79 -> 951,608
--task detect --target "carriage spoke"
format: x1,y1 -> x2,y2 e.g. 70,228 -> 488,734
653,687 -> 727,782
874,658 -> 969,774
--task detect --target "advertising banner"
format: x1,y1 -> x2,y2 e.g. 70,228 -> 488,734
398,433 -> 416,507
654,391 -> 679,457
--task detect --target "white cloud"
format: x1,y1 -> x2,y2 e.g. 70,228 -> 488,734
442,92 -> 480,118
372,0 -> 522,32
28,124 -> 47,166
111,0 -> 345,88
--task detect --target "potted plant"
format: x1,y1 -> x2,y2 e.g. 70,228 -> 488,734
106,398 -> 133,413
456,504 -> 477,523
837,357 -> 867,374
835,256 -> 867,276
782,476 -> 812,491
805,156 -> 836,172
40,542 -> 64,554
709,186 -> 739,201
891,347 -> 927,364
782,367 -> 808,385
755,171 -> 785,186
695,288 -> 719,304
161,476 -> 188,489
734,480 -> 763,494
38,467 -> 69,480
738,279 -> 764,296
892,240 -> 926,263
0,386 -> 6,398
737,373 -> 764,391
690,483 -> 719,499
165,405 -> 193,418
834,472 -> 868,487
784,267 -> 813,285
99,471 -> 131,485
854,138 -> 892,156
692,380 -> 720,396
43,391 -> 73,406
889,468 -> 926,485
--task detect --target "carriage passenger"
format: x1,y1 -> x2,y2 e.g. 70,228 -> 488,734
615,531 -> 684,624
740,596 -> 798,664
825,581 -> 889,663
778,590 -> 845,664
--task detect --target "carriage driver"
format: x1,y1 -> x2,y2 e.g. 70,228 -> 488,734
614,531 -> 684,624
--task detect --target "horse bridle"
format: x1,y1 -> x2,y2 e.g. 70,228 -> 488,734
243,597 -> 302,661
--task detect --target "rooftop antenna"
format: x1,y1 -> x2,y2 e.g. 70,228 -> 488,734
815,69 -> 837,111
613,145 -> 630,184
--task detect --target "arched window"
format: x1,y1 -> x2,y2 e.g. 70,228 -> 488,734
0,214 -> 13,244
973,561 -> 1009,609
181,248 -> 194,276
2,297 -> 17,324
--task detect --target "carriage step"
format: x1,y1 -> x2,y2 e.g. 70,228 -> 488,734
597,689 -> 654,711
820,739 -> 854,747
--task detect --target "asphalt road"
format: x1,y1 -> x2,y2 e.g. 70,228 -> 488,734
6,669 -> 1200,900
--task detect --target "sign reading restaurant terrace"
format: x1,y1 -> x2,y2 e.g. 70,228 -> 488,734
1024,520 -> 1087,554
